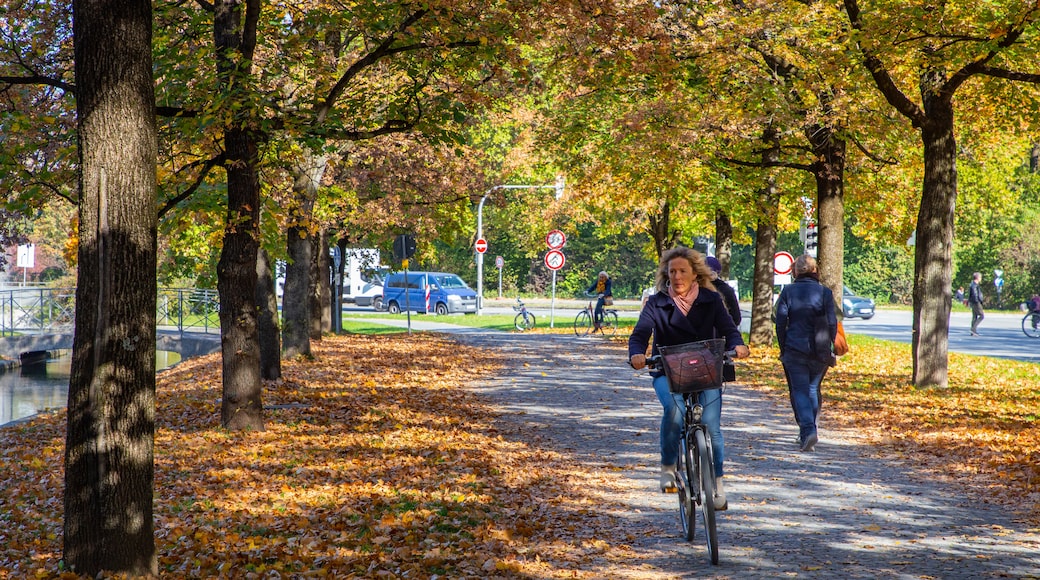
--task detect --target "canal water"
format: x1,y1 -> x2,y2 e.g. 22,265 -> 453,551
0,351 -> 181,428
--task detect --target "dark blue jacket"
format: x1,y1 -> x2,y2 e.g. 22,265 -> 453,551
775,275 -> 837,362
628,288 -> 745,373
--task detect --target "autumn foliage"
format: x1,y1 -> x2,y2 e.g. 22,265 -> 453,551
0,334 -> 641,579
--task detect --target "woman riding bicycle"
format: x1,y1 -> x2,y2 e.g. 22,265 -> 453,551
586,271 -> 613,328
628,247 -> 749,510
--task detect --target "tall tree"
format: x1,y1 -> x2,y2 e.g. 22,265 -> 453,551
213,0 -> 265,429
844,0 -> 1040,388
63,0 -> 159,574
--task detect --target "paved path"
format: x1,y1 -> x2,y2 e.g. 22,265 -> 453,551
356,319 -> 1040,578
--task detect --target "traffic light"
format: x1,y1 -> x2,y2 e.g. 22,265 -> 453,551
393,234 -> 416,260
804,223 -> 818,257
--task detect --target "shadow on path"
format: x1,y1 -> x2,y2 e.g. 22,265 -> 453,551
454,331 -> 1040,579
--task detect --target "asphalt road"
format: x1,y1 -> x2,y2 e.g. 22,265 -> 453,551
844,308 -> 1040,364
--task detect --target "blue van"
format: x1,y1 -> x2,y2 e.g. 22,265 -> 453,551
381,271 -> 478,315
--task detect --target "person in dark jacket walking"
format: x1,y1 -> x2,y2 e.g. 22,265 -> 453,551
968,272 -> 985,336
774,254 -> 836,452
629,247 -> 750,510
705,256 -> 741,326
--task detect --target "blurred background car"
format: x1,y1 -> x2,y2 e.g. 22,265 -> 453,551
843,286 -> 875,319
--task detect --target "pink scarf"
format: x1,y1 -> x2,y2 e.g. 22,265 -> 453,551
669,281 -> 699,316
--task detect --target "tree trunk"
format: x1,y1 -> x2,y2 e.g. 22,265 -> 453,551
215,0 -> 264,430
64,0 -> 159,574
311,229 -> 330,338
912,105 -> 957,389
646,199 -> 671,259
749,131 -> 781,347
217,127 -> 265,430
256,248 -> 281,380
281,151 -> 328,357
714,210 -> 733,280
809,125 -> 847,317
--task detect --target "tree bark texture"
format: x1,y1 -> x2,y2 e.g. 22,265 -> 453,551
809,125 -> 847,317
282,151 -> 328,357
714,211 -> 734,280
316,229 -> 332,336
912,106 -> 957,389
749,133 -> 781,347
215,0 -> 264,429
256,248 -> 282,380
64,0 -> 159,574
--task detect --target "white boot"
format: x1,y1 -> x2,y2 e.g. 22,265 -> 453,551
660,464 -> 677,492
714,477 -> 728,510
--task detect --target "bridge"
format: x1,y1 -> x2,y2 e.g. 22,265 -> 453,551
0,287 -> 221,362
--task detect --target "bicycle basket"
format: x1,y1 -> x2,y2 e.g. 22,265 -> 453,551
659,339 -> 726,393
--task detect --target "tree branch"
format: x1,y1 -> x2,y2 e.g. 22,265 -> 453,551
157,153 -> 227,218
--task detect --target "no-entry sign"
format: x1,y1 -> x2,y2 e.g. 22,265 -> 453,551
773,251 -> 794,275
475,238 -> 488,254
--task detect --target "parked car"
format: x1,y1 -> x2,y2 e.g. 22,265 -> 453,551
843,286 -> 875,319
381,271 -> 478,315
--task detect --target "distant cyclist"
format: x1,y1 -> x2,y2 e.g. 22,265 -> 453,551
1029,294 -> 1040,329
586,271 -> 613,328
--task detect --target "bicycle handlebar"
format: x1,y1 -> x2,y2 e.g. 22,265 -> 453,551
642,351 -> 738,371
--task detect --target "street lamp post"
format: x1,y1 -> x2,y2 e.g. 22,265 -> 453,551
475,178 -> 564,315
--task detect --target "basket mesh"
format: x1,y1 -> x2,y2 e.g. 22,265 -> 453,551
658,339 -> 726,393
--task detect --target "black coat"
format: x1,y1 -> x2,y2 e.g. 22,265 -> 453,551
628,287 -> 745,375
775,276 -> 836,363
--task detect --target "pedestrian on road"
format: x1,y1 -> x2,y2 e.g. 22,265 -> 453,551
586,271 -> 613,329
628,247 -> 750,510
969,271 -> 985,336
774,254 -> 836,453
705,256 -> 741,326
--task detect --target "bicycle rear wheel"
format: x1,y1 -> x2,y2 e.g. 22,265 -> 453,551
1023,313 -> 1040,338
573,310 -> 592,336
677,431 -> 696,542
514,312 -> 536,331
695,428 -> 719,565
601,311 -> 618,336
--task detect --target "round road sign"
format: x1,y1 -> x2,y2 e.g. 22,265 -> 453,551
475,238 -> 488,254
544,249 -> 566,271
495,255 -> 504,269
546,229 -> 566,250
773,251 -> 794,275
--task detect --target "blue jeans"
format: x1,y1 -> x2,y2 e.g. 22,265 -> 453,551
594,296 -> 606,323
780,354 -> 830,441
652,374 -> 725,477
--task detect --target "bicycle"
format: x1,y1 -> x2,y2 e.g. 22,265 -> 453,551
573,295 -> 618,336
1023,309 -> 1040,338
513,297 -> 537,331
645,338 -> 733,565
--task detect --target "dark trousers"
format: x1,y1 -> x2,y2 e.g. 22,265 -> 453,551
781,354 -> 829,442
970,302 -> 984,333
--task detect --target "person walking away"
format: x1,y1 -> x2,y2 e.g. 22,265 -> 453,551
705,256 -> 741,326
774,255 -> 836,452
629,247 -> 750,510
969,272 -> 985,336
586,271 -> 613,329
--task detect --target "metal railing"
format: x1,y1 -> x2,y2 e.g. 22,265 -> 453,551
0,287 -> 220,336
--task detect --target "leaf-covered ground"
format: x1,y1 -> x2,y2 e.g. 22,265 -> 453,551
0,331 -> 1037,578
0,334 -> 646,579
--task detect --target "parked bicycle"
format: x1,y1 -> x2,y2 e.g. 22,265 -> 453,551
1023,309 -> 1040,338
573,295 -> 618,336
513,297 -> 537,331
645,339 -> 734,565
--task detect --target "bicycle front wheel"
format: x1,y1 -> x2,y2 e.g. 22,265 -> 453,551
677,432 -> 696,542
514,312 -> 536,331
1024,313 -> 1040,338
695,428 -> 719,565
573,310 -> 592,336
601,311 -> 618,336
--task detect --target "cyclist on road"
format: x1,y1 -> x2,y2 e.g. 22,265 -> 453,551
628,247 -> 749,510
586,271 -> 613,329
1028,294 -> 1040,329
